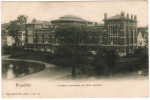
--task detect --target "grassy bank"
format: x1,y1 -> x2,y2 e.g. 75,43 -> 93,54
7,50 -> 148,78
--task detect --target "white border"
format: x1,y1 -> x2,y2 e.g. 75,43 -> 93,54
0,0 -> 149,100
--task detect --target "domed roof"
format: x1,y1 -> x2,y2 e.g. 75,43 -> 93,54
51,15 -> 92,24
60,15 -> 82,19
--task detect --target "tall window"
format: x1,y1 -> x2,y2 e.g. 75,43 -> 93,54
28,36 -> 33,43
108,25 -> 119,45
28,29 -> 34,35
41,34 -> 44,43
33,33 -> 36,43
38,35 -> 41,43
44,33 -> 48,43
109,37 -> 118,45
108,25 -> 119,35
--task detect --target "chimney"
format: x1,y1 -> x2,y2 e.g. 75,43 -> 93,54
95,22 -> 97,26
131,14 -> 133,20
121,11 -> 125,17
127,13 -> 129,18
134,15 -> 137,21
32,19 -> 36,23
104,13 -> 107,19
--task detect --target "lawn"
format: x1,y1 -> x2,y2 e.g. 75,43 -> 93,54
7,50 -> 148,77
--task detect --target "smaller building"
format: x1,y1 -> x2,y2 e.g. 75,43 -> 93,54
1,23 -> 15,46
137,26 -> 148,47
25,19 -> 56,52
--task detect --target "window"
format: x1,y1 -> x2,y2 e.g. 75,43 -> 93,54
108,25 -> 119,35
56,38 -> 60,44
35,25 -> 43,28
109,37 -> 118,45
108,25 -> 119,45
38,35 -> 41,43
33,33 -> 36,43
28,29 -> 34,35
41,34 -> 44,43
89,36 -> 93,44
44,33 -> 48,43
28,36 -> 33,43
43,25 -> 49,28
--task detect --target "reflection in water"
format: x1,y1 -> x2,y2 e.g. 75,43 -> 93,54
2,60 -> 45,80
7,64 -> 15,79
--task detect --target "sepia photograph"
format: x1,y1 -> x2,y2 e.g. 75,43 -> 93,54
1,0 -> 149,98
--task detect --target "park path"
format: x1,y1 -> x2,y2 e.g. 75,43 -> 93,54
2,55 -> 72,81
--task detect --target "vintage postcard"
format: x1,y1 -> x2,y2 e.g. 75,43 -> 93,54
1,0 -> 149,98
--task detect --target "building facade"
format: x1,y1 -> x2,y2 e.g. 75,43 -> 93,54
103,12 -> 138,56
137,27 -> 148,47
25,13 -> 138,56
25,15 -> 100,53
25,20 -> 57,52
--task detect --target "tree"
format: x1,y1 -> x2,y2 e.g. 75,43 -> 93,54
104,50 -> 118,69
55,25 -> 86,79
55,25 -> 83,45
17,15 -> 27,25
135,47 -> 148,68
6,15 -> 28,47
144,26 -> 148,47
86,27 -> 104,45
93,50 -> 108,75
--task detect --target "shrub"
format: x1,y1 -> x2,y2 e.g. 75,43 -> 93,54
93,50 -> 108,75
104,50 -> 118,68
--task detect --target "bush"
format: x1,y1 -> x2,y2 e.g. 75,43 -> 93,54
104,50 -> 118,68
134,47 -> 148,69
2,46 -> 25,55
93,50 -> 108,75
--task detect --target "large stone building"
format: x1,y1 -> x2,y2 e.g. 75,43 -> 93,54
25,15 -> 98,53
103,12 -> 138,56
25,12 -> 138,56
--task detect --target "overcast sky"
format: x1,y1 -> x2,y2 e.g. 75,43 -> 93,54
1,1 -> 148,27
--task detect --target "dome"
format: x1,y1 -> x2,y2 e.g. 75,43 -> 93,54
51,15 -> 92,24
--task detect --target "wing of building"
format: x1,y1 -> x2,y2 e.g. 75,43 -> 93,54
103,12 -> 138,56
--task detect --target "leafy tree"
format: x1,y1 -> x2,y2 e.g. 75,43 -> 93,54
104,50 -> 118,69
55,25 -> 83,45
55,25 -> 104,78
93,50 -> 108,75
55,25 -> 87,79
135,47 -> 148,68
6,15 -> 28,47
87,27 -> 104,44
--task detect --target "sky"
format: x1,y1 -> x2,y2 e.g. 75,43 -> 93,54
1,1 -> 148,27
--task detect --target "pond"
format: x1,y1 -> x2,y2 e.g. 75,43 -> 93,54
2,60 -> 45,79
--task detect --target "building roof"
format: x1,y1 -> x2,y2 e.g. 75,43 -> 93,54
97,23 -> 104,27
88,22 -> 104,27
51,15 -> 93,24
27,20 -> 51,25
104,14 -> 136,21
107,14 -> 123,20
137,27 -> 148,37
